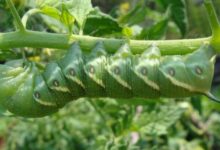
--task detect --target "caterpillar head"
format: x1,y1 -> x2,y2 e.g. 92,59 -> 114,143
159,44 -> 216,98
184,44 -> 216,94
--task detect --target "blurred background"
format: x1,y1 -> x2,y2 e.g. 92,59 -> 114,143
1,0 -> 220,150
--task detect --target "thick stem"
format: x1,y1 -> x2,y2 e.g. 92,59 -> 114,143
6,0 -> 25,31
0,30 -> 211,55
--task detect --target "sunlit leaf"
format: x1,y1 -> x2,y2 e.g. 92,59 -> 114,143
36,0 -> 60,7
40,6 -> 61,20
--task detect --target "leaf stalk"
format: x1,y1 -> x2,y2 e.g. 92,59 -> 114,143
6,0 -> 25,31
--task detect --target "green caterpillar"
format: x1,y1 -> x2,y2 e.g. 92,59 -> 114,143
0,42 -> 217,117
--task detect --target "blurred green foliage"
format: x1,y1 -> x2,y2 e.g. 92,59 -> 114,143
1,0 -> 220,150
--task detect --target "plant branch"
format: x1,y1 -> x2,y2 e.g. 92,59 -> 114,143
0,30 -> 211,55
204,0 -> 220,52
204,0 -> 220,36
6,0 -> 25,31
1,0 -> 219,55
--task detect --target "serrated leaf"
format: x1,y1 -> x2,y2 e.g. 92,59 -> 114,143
136,104 -> 185,136
66,0 -> 93,28
84,8 -> 123,36
39,5 -> 75,33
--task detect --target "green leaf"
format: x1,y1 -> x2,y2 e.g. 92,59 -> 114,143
39,5 -> 75,33
0,119 -> 7,136
0,50 -> 17,61
38,0 -> 93,31
116,98 -> 163,106
122,27 -> 133,38
119,2 -> 148,26
84,8 -> 123,36
40,6 -> 61,20
0,105 -> 6,115
136,104 -> 185,136
41,15 -> 67,33
65,0 -> 93,28
60,4 -> 75,33
157,0 -> 188,36
137,17 -> 168,40
36,0 -> 60,7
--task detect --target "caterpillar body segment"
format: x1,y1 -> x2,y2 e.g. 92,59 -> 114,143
0,62 -> 59,117
159,45 -> 215,97
131,45 -> 161,98
58,43 -> 86,99
84,42 -> 107,97
0,43 -> 216,117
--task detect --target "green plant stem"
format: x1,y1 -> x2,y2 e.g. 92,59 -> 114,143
204,0 -> 220,51
22,9 -> 41,28
2,0 -> 220,54
6,0 -> 25,31
204,0 -> 220,36
0,30 -> 211,55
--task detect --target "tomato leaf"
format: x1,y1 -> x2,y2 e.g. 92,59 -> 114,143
66,0 -> 93,28
136,104 -> 185,136
84,8 -> 123,36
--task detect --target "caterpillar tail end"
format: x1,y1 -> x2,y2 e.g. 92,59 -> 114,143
205,92 -> 220,103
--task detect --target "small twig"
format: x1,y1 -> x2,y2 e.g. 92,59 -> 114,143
6,0 -> 25,31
